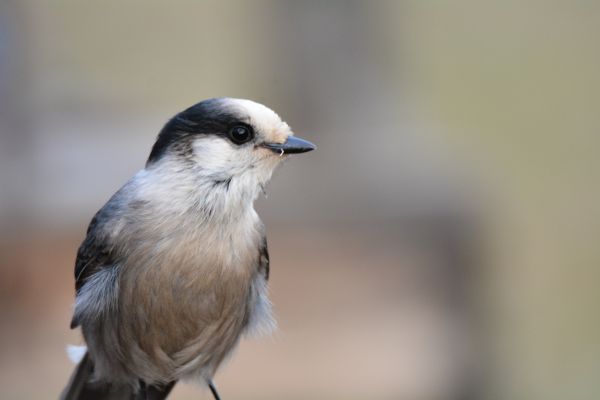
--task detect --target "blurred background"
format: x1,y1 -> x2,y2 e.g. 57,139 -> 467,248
1,1 -> 599,399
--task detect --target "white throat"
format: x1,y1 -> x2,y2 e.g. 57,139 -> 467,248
137,141 -> 279,223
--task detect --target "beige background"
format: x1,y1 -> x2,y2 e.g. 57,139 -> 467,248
0,1 -> 599,399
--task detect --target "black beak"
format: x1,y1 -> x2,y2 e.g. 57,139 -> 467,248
262,136 -> 316,154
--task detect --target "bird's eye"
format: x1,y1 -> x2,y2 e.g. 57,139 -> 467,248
228,125 -> 254,145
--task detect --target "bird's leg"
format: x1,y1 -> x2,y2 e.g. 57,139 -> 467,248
137,382 -> 148,400
208,380 -> 221,400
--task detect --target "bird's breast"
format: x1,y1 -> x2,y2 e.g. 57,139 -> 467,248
116,205 -> 264,351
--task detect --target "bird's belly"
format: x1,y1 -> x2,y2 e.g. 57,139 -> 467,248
114,253 -> 261,380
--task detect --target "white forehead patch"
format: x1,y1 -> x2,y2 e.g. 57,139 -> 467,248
226,98 -> 292,144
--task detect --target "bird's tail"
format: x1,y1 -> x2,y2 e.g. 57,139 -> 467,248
60,351 -> 135,400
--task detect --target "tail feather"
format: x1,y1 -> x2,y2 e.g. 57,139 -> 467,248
60,352 -> 135,400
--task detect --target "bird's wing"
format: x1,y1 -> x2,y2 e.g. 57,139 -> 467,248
70,210 -> 120,329
258,235 -> 270,280
74,214 -> 116,292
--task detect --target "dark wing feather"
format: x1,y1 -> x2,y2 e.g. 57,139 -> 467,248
74,214 -> 116,292
258,235 -> 270,280
71,213 -> 118,328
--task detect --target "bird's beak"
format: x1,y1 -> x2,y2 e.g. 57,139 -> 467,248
262,136 -> 316,154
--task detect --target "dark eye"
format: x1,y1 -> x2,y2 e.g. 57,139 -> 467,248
228,125 -> 254,145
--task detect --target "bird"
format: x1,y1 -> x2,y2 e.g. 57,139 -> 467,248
60,98 -> 316,400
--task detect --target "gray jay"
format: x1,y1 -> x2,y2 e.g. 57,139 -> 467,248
61,98 -> 315,400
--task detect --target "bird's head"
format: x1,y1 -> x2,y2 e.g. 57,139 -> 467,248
145,98 -> 315,204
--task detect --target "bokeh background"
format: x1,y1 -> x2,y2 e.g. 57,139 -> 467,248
1,1 -> 599,399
